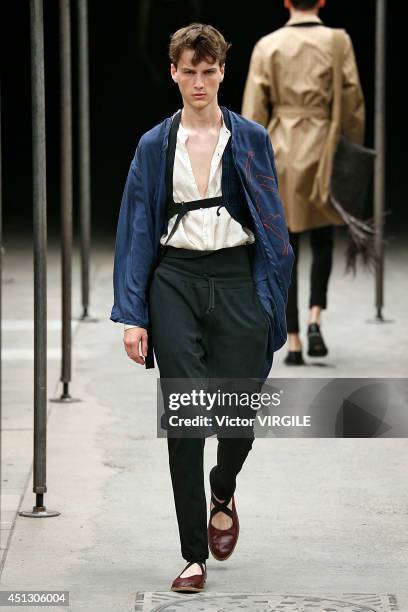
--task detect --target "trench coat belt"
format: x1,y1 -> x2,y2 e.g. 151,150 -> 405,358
272,105 -> 330,119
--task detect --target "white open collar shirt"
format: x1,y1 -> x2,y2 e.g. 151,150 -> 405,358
124,116 -> 255,331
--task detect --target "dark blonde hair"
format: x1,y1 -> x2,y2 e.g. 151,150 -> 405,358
169,23 -> 231,67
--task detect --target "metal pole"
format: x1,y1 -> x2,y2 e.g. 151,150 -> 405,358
374,0 -> 386,319
20,0 -> 59,518
60,0 -> 72,392
52,0 -> 80,403
0,82 -> 3,530
78,0 -> 96,322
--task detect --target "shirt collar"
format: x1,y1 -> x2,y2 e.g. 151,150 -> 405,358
285,13 -> 323,26
177,121 -> 189,144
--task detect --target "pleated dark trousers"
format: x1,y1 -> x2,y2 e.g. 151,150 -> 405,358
149,243 -> 269,563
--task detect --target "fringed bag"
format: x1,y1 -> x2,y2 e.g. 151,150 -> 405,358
311,29 -> 378,274
330,134 -> 377,273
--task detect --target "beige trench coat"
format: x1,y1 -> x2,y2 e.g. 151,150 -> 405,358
242,13 -> 365,233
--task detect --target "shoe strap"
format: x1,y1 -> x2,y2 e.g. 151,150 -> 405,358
210,493 -> 233,519
180,561 -> 206,576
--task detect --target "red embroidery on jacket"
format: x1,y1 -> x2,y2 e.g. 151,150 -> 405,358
256,173 -> 278,193
245,151 -> 289,256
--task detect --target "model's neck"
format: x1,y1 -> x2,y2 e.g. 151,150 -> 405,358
181,100 -> 222,131
290,8 -> 319,17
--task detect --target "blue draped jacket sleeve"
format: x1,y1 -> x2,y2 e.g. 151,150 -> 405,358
110,142 -> 155,329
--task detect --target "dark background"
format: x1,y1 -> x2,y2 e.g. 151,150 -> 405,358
1,1 -> 405,236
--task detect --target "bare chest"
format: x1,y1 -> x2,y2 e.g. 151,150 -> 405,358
185,131 -> 220,198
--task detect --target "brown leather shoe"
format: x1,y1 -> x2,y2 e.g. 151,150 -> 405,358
208,493 -> 239,561
170,561 -> 207,593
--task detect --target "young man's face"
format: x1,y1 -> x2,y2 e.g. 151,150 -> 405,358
171,49 -> 225,110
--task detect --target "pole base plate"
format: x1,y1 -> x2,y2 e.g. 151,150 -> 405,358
50,395 -> 82,403
19,507 -> 60,518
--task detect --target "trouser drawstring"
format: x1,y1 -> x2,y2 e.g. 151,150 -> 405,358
203,274 -> 215,313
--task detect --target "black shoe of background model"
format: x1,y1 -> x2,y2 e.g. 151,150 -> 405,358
284,351 -> 305,365
307,323 -> 328,357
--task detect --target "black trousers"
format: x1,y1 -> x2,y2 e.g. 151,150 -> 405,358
286,225 -> 334,334
149,244 -> 269,563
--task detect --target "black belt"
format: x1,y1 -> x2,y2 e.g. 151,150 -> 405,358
163,110 -> 225,246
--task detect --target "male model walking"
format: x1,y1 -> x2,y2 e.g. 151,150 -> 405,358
242,0 -> 365,364
111,23 -> 294,592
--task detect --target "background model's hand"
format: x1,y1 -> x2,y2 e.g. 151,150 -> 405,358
123,327 -> 148,365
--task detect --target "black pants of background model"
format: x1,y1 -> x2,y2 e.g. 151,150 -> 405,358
149,244 -> 269,563
286,225 -> 334,334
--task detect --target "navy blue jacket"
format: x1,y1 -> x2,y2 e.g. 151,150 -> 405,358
110,107 -> 294,379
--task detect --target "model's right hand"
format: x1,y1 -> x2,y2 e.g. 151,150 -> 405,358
123,327 -> 148,365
